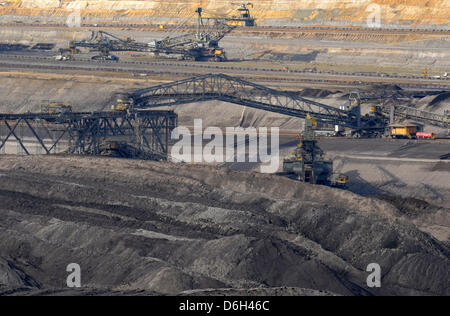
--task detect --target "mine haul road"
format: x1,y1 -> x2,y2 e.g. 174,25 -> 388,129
0,52 -> 449,90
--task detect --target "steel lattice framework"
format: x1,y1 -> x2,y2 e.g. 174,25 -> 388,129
124,73 -> 358,128
382,104 -> 448,128
0,110 -> 178,159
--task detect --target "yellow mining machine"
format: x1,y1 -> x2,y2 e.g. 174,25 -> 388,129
388,123 -> 419,139
228,3 -> 256,27
40,102 -> 73,115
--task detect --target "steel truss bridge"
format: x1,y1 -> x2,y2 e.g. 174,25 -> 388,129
382,104 -> 448,128
122,73 -> 448,132
1,74 -> 447,159
0,110 -> 178,159
122,73 -> 361,129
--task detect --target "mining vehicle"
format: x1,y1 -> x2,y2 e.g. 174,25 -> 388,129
112,93 -> 134,111
64,8 -> 234,62
389,123 -> 419,139
40,102 -> 73,115
228,3 -> 256,26
278,115 -> 349,188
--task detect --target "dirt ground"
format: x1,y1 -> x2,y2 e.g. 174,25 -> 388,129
0,18 -> 449,296
0,155 -> 448,296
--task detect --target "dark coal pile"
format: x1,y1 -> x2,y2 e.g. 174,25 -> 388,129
0,156 -> 448,296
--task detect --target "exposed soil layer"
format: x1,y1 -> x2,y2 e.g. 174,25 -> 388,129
1,0 -> 449,27
0,155 -> 449,296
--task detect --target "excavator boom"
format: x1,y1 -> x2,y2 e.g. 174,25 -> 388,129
64,7 -> 236,62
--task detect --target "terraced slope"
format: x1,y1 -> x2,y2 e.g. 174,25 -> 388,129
0,0 -> 449,27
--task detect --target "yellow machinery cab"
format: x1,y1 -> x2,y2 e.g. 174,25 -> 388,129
227,3 -> 255,27
389,123 -> 418,139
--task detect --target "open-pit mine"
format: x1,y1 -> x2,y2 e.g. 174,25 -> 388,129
0,0 -> 449,298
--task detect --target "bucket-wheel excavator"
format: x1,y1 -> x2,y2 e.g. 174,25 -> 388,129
60,8 -> 236,62
149,8 -> 236,61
